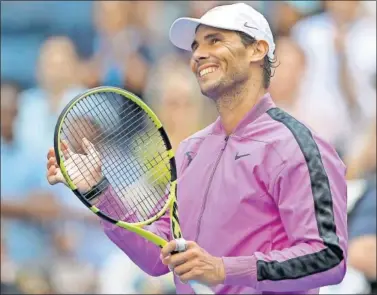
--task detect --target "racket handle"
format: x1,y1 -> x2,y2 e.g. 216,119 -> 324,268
189,280 -> 215,294
174,239 -> 215,294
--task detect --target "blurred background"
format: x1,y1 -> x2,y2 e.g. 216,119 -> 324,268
1,1 -> 376,294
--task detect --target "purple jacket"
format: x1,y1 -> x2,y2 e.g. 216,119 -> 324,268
99,93 -> 348,294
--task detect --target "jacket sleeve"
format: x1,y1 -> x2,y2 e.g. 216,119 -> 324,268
96,186 -> 171,277
222,144 -> 348,291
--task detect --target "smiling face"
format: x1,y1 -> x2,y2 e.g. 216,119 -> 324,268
190,25 -> 255,100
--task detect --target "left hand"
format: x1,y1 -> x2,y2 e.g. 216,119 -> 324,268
160,240 -> 225,286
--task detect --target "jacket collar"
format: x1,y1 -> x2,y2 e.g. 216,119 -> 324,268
212,92 -> 276,136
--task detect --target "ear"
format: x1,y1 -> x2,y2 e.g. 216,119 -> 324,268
249,40 -> 269,63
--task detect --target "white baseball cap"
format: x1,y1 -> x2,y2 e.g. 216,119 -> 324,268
169,2 -> 275,59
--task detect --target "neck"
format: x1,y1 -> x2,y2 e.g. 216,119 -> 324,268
215,81 -> 267,135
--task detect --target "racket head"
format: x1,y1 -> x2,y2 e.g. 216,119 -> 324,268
53,86 -> 180,229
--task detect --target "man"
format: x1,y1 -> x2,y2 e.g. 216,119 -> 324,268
47,3 -> 348,294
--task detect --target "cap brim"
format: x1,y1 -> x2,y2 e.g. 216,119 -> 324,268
169,17 -> 203,52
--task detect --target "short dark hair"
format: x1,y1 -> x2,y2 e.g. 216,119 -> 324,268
235,31 -> 277,89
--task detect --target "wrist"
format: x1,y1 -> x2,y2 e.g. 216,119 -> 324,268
83,176 -> 110,201
216,257 -> 226,284
221,255 -> 257,287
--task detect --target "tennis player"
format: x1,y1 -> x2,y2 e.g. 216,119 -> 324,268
47,3 -> 348,294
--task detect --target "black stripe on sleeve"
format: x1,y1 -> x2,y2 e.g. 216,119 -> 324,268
258,108 -> 344,281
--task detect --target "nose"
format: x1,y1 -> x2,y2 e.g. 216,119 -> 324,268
192,45 -> 210,63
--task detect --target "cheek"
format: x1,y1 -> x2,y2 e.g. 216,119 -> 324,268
222,48 -> 249,74
190,59 -> 196,74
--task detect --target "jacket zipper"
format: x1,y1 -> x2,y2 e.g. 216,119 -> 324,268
194,135 -> 229,242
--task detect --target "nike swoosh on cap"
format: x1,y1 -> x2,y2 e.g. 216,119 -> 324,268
244,22 -> 258,30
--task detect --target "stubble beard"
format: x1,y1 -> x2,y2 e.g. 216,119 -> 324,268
200,73 -> 248,112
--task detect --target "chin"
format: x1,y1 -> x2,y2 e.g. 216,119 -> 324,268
199,80 -> 223,100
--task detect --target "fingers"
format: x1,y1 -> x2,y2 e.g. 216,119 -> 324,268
81,138 -> 99,159
47,157 -> 58,170
47,146 -> 66,185
161,239 -> 180,258
47,165 -> 60,185
61,140 -> 73,160
161,241 -> 198,267
179,268 -> 203,284
161,251 -> 188,267
174,259 -> 200,277
61,139 -> 69,151
161,240 -> 196,258
47,148 -> 55,160
47,162 -> 67,185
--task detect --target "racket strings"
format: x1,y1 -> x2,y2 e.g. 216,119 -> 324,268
63,106 -> 162,221
67,95 -> 171,203
75,95 -> 171,192
62,112 -> 171,222
62,105 -> 168,223
60,92 -> 172,223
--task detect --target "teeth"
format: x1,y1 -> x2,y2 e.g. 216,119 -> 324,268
199,67 -> 218,77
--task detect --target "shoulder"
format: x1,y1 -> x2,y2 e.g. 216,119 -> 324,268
258,107 -> 345,171
174,122 -> 216,174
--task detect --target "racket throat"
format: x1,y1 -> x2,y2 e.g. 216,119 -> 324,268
194,135 -> 229,242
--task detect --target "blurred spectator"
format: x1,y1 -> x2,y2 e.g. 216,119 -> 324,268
14,34 -> 89,214
1,81 -> 21,146
46,226 -> 98,294
269,37 -> 306,118
345,119 -> 376,180
130,1 -> 168,63
1,235 -> 24,294
291,0 -> 376,156
348,182 -> 377,293
143,54 -> 217,151
17,36 -> 86,154
83,1 -> 149,96
98,247 -> 175,294
187,1 -> 225,18
268,1 -> 322,37
13,34 -> 118,273
1,80 -> 58,265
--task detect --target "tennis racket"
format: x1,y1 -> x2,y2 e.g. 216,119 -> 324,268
53,86 -> 214,294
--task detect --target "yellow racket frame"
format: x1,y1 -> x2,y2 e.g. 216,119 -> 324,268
54,86 -> 182,249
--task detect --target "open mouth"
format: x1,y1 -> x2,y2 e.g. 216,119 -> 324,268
199,66 -> 219,78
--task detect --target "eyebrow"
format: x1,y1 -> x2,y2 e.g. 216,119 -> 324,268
191,32 -> 224,50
